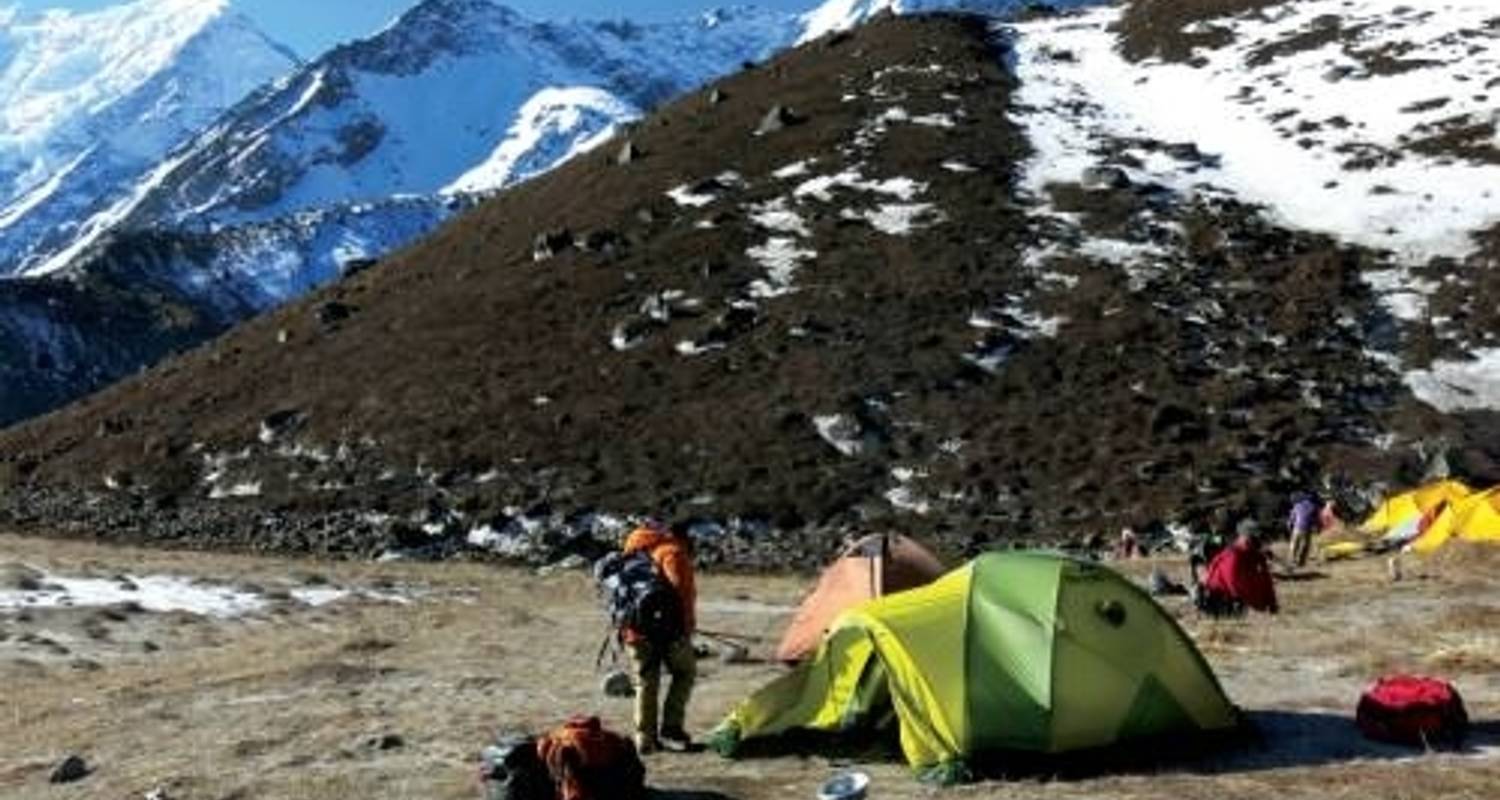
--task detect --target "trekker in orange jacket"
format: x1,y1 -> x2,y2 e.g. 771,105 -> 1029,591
621,520 -> 697,754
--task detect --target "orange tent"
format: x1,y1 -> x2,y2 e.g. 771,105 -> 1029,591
774,533 -> 944,663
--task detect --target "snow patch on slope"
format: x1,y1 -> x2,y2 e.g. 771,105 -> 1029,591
1010,0 -> 1500,412
799,0 -> 1103,44
1405,349 -> 1500,414
1010,2 -> 1500,264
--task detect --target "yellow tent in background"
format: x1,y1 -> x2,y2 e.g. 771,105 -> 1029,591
1361,480 -> 1471,532
1409,487 -> 1500,554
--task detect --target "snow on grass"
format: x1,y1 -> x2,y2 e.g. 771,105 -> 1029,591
1010,2 -> 1500,266
772,159 -> 815,179
794,170 -> 925,202
884,486 -> 931,515
746,237 -> 816,298
962,339 -> 1015,373
1405,349 -> 1500,413
842,202 -> 944,235
890,466 -> 927,483
0,571 -> 400,619
941,160 -> 976,173
667,183 -> 718,208
970,298 -> 1067,338
910,112 -> 957,128
748,197 -> 810,236
1074,237 -> 1173,266
874,106 -> 957,128
1364,268 -> 1442,322
675,340 -> 726,356
209,481 -> 263,500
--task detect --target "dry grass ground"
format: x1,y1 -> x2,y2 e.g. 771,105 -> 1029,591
0,533 -> 1497,800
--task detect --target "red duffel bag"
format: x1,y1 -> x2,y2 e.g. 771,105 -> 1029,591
1356,675 -> 1468,747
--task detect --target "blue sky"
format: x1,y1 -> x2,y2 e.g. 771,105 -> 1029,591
10,0 -> 815,57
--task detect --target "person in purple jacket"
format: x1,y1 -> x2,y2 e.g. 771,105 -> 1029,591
1287,492 -> 1320,567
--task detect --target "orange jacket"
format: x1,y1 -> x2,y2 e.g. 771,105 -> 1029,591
537,716 -> 644,800
621,525 -> 696,643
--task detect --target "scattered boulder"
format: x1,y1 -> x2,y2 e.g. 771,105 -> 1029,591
532,228 -> 575,262
708,87 -> 727,105
755,105 -> 804,135
259,409 -> 306,444
814,414 -> 868,457
316,301 -> 354,328
610,317 -> 661,352
49,754 -> 89,784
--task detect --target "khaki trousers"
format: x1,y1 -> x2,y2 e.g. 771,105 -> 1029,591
1290,527 -> 1312,567
626,637 -> 696,738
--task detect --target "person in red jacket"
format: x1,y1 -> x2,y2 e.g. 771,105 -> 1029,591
621,519 -> 697,754
1197,520 -> 1279,616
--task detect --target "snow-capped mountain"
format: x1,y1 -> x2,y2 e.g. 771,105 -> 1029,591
54,1 -> 801,256
0,0 -> 299,275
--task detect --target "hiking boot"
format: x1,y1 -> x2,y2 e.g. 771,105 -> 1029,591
658,726 -> 692,751
633,733 -> 659,755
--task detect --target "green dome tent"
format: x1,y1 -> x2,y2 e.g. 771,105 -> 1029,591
711,551 -> 1239,782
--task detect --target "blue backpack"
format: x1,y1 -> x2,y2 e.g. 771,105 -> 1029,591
593,549 -> 683,645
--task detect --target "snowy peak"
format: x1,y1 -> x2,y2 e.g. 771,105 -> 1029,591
334,0 -> 525,73
444,87 -> 638,194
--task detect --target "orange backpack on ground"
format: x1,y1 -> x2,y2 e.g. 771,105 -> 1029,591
537,716 -> 646,800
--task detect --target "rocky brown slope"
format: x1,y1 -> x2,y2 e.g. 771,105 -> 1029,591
0,12 -> 1494,567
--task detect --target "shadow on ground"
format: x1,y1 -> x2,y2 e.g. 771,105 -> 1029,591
742,710 -> 1500,784
1213,710 -> 1481,771
650,790 -> 738,800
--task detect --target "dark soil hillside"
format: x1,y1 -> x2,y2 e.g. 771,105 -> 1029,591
0,13 -> 1491,567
